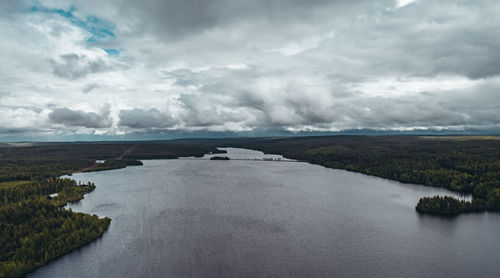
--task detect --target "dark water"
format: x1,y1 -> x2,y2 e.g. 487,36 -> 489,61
29,148 -> 500,278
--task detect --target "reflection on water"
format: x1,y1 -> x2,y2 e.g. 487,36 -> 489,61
29,148 -> 500,278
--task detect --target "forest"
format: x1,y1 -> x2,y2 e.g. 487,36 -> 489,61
415,195 -> 487,215
0,178 -> 110,277
210,156 -> 230,160
0,142 -> 221,277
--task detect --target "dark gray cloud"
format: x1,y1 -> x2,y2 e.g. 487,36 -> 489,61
82,83 -> 100,94
119,108 -> 176,128
120,0 -> 500,79
0,127 -> 38,135
0,0 -> 26,16
178,93 -> 256,128
116,0 -> 377,38
49,105 -> 112,128
355,1 -> 500,80
50,53 -> 110,80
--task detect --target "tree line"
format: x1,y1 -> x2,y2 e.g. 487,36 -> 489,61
0,178 -> 110,277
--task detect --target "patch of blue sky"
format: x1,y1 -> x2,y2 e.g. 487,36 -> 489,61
104,48 -> 123,57
29,3 -> 116,43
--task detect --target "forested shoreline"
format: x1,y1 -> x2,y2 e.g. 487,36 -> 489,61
0,178 -> 111,277
0,143 -> 221,277
188,135 -> 500,215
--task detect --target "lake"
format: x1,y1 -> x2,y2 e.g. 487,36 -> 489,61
28,148 -> 500,277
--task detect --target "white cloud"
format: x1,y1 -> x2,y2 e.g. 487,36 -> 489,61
396,0 -> 417,8
350,76 -> 478,97
270,31 -> 335,56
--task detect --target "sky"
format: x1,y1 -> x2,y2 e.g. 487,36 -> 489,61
1,0 -> 500,141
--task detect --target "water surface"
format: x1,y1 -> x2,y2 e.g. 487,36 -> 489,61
29,148 -> 500,277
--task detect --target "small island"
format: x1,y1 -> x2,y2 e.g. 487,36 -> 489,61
416,185 -> 500,216
415,195 -> 486,216
210,156 -> 230,160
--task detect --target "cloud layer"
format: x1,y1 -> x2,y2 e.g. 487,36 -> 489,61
49,105 -> 112,128
1,0 -> 500,140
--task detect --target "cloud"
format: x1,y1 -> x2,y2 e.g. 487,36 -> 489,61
0,0 -> 26,16
50,53 -> 110,79
118,108 -> 176,128
396,0 -> 417,8
0,106 -> 50,134
2,0 -> 500,140
49,104 -> 112,128
109,0 -> 367,39
82,83 -> 100,94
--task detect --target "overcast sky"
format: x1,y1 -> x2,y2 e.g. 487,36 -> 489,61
1,0 -> 499,140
